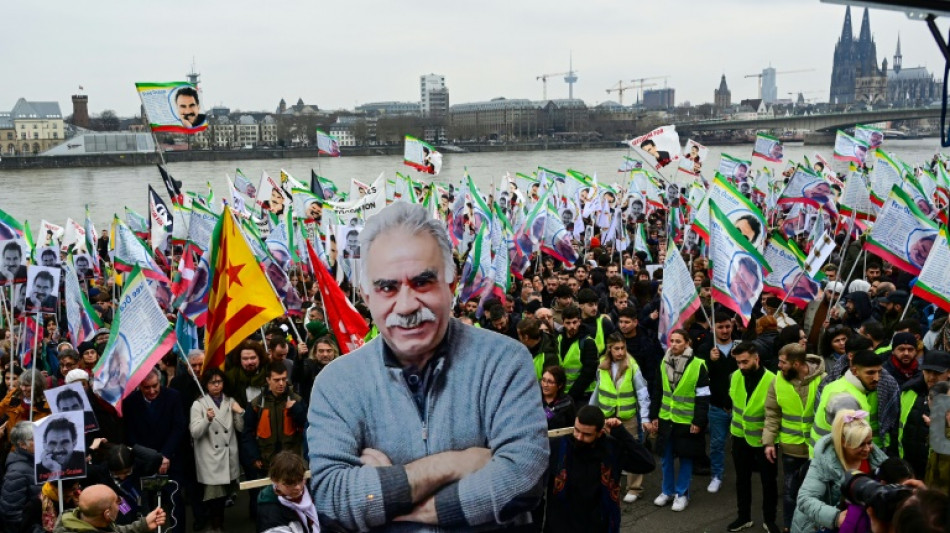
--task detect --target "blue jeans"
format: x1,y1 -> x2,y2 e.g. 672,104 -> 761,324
708,405 -> 732,480
661,438 -> 693,497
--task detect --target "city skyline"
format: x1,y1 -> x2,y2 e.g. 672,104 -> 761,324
3,0 -> 946,116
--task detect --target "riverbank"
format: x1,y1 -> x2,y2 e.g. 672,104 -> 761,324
0,140 -> 625,170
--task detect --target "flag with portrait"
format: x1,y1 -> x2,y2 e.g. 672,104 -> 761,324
864,185 -> 939,276
708,199 -> 771,326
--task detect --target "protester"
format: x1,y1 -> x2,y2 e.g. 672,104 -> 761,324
256,451 -> 319,533
1,421 -> 41,533
190,367 -> 244,533
52,484 -> 166,533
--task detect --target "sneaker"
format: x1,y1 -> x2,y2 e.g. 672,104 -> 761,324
762,523 -> 780,533
727,518 -> 754,532
623,491 -> 639,503
671,494 -> 688,511
653,493 -> 671,506
707,477 -> 722,493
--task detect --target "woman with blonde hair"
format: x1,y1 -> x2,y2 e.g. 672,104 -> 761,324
791,408 -> 888,533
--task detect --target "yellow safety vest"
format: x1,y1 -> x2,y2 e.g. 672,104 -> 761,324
557,336 -> 595,393
809,377 -> 880,457
898,389 -> 919,459
659,357 -> 706,425
596,357 -> 639,420
592,316 -> 606,355
533,353 -> 546,381
773,374 -> 818,446
730,368 -> 776,447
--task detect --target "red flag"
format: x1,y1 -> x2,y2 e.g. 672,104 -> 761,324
306,240 -> 368,354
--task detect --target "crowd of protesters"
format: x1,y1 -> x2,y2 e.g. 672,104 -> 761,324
1,171 -> 950,533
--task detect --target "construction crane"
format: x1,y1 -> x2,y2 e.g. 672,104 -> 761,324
537,71 -> 576,100
606,81 -> 656,106
629,76 -> 669,106
745,68 -> 815,99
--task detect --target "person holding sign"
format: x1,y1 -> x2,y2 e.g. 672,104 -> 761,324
36,416 -> 86,482
53,484 -> 166,533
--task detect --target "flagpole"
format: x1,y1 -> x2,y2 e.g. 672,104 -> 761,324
832,248 -> 866,311
899,291 -> 915,321
30,311 -> 40,422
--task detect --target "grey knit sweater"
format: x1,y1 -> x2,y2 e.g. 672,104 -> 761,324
307,319 -> 549,532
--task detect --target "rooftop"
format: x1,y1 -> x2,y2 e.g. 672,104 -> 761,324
10,98 -> 62,120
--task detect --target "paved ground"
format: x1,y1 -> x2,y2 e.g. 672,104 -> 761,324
206,441 -> 785,533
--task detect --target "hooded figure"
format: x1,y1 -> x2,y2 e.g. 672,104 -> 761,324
842,292 -> 873,330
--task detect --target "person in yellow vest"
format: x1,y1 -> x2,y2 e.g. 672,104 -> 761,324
557,305 -> 599,404
578,289 -> 615,356
650,329 -> 710,513
725,342 -> 779,533
590,332 -> 652,503
810,350 -> 885,456
516,317 -> 559,381
763,343 -> 826,533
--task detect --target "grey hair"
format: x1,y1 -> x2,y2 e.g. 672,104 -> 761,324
358,202 -> 455,292
825,393 -> 861,423
10,421 -> 33,448
143,367 -> 162,384
19,370 -> 45,402
187,349 -> 205,361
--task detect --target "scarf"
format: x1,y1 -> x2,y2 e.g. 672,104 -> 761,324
663,347 -> 692,390
276,486 -> 320,533
889,354 -> 919,379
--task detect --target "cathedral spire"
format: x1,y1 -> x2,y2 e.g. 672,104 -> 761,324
859,7 -> 872,42
840,5 -> 853,42
894,34 -> 902,74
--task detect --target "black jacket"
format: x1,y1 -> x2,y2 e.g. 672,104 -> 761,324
694,338 -> 740,410
899,375 -> 930,479
545,424 -> 655,533
256,485 -> 312,533
0,448 -> 41,532
622,326 -> 663,391
557,330 -> 599,403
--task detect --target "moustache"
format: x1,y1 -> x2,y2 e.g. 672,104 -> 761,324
386,307 -> 437,329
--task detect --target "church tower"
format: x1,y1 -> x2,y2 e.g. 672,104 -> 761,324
893,34 -> 902,74
829,6 -> 855,105
714,74 -> 731,110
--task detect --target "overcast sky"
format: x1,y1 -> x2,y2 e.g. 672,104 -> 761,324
3,1 -> 946,117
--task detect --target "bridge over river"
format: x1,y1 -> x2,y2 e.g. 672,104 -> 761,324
677,106 -> 941,134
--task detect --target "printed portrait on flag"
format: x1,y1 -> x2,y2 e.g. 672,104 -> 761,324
906,229 -> 938,270
22,265 -> 60,314
854,125 -> 884,149
559,207 -> 576,229
37,246 -> 60,268
834,131 -> 869,165
94,333 -> 131,405
627,195 -> 646,221
727,252 -> 763,317
781,270 -> 819,301
718,155 -> 751,183
338,221 -> 363,260
728,212 -> 765,250
46,382 -> 98,433
34,411 -> 86,482
259,178 -> 289,217
629,126 -> 680,171
74,253 -> 93,278
135,82 -> 208,134
0,238 -> 28,286
679,139 -> 708,175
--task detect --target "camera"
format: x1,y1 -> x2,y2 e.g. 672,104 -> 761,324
140,475 -> 170,492
842,472 -> 914,523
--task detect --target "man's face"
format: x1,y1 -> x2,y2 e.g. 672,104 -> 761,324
314,343 -> 336,365
606,265 -> 618,277
563,317 -> 581,338
464,300 -> 478,314
735,166 -> 748,180
575,268 -> 588,282
77,257 -> 89,271
346,232 -> 359,253
41,253 -> 56,267
823,269 -> 837,282
177,94 -> 199,124
363,231 -> 453,362
240,349 -> 260,372
715,320 -> 733,343
34,277 -> 53,301
892,344 -> 916,366
271,344 -> 289,361
140,376 -> 161,401
643,143 -> 658,158
733,263 -> 758,304
266,370 -> 288,396
567,278 -> 579,293
270,188 -> 284,211
580,301 -> 598,319
572,419 -> 602,447
923,368 -> 950,389
2,249 -> 19,271
778,355 -> 798,380
491,314 -> 508,331
618,316 -> 637,336
45,428 -> 75,465
57,395 -> 83,412
189,356 -> 203,377
852,364 -> 882,391
306,203 -> 322,220
910,237 -> 934,267
734,351 -> 759,372
545,278 -> 558,292
613,297 -> 628,311
735,219 -> 756,245
866,267 -> 881,282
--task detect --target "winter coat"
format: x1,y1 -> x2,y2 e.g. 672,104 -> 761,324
189,394 -> 245,486
52,508 -> 151,533
0,448 -> 42,531
791,434 -> 887,533
652,347 -> 710,459
763,354 -> 826,459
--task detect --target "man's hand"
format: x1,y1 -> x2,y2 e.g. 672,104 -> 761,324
650,310 -> 659,321
605,417 -> 623,431
297,342 -> 308,355
285,399 -> 296,410
404,447 -> 492,504
360,448 -> 393,467
145,506 -> 167,530
710,346 -> 721,362
689,424 -> 700,434
764,445 -> 777,463
41,449 -> 63,473
90,438 -> 106,451
159,456 -> 170,475
393,495 -> 437,525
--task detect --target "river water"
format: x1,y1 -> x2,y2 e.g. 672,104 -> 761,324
0,138 -> 946,230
